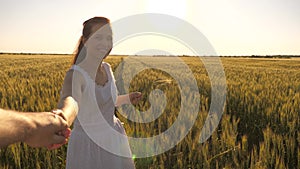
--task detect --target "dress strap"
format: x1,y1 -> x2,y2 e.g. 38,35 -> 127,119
70,65 -> 90,83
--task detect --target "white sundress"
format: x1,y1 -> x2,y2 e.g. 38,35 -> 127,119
63,63 -> 135,169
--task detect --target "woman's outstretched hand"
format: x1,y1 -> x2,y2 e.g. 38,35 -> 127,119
47,128 -> 71,150
129,92 -> 142,105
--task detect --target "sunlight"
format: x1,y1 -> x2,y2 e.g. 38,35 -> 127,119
145,0 -> 187,19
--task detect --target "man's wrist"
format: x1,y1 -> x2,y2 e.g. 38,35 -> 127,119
18,112 -> 36,143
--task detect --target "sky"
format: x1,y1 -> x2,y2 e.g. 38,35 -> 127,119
0,0 -> 299,56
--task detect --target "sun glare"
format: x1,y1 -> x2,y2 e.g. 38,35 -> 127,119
145,0 -> 187,19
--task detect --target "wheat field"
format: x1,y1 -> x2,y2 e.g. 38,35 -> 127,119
0,54 -> 299,169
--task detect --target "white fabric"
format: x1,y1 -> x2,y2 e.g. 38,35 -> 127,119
61,62 -> 135,169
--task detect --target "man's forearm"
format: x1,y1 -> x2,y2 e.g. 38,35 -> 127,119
0,109 -> 33,148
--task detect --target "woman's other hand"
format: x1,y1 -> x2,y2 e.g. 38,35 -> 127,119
129,92 -> 142,105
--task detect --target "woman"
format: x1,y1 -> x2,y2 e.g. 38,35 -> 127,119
58,17 -> 141,169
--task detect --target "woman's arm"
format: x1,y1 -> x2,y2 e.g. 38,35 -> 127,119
56,96 -> 78,127
106,63 -> 142,107
57,69 -> 84,127
115,92 -> 142,107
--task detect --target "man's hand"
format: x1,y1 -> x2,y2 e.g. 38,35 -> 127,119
47,109 -> 72,150
23,112 -> 69,148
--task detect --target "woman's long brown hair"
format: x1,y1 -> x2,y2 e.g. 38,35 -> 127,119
72,17 -> 110,65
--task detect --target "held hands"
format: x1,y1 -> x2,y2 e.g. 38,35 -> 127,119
129,92 -> 142,105
23,110 -> 71,150
47,97 -> 79,149
47,128 -> 71,150
47,109 -> 72,150
23,111 -> 70,149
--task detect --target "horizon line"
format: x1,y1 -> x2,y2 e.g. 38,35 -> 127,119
0,52 -> 300,57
